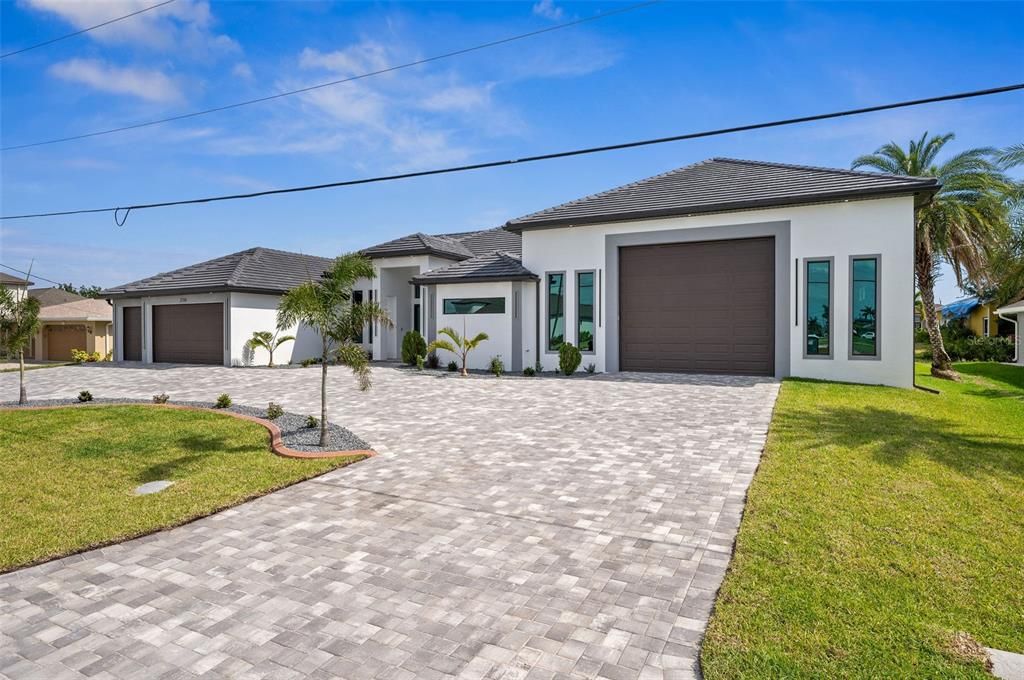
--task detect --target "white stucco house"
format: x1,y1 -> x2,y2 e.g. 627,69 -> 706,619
104,158 -> 941,387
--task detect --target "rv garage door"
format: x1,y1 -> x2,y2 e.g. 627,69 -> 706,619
152,303 -> 224,365
619,237 -> 774,375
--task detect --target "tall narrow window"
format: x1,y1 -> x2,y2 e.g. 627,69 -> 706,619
805,259 -> 832,357
851,256 -> 879,357
547,273 -> 565,351
368,290 -> 374,344
412,284 -> 421,334
352,290 -> 364,343
577,271 -> 595,352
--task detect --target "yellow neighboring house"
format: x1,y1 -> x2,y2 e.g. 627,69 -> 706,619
941,297 -> 1014,338
28,288 -> 113,361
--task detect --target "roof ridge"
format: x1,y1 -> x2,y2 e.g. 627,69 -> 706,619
710,157 -> 936,184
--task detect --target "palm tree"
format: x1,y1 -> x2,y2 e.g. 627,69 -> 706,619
275,253 -> 391,447
853,132 -> 1014,379
0,284 -> 42,404
426,322 -> 489,376
245,330 -> 295,367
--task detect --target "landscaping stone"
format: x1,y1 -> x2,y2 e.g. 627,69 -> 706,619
133,480 -> 174,496
0,363 -> 779,680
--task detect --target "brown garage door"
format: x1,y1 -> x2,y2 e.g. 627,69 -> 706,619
46,325 -> 87,361
152,303 -> 223,365
123,307 -> 142,361
619,237 -> 774,375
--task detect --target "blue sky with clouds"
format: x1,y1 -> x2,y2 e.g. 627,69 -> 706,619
1,0 -> 1021,303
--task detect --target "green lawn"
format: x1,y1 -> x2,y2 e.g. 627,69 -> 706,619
702,362 -> 1024,678
0,405 -> 363,572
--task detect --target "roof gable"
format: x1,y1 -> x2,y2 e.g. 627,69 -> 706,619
411,251 -> 537,285
361,227 -> 521,260
506,157 -> 940,231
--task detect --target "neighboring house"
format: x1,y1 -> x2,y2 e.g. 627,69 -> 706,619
1,272 -> 33,302
100,248 -> 334,366
995,296 -> 1024,365
26,288 -> 114,361
941,297 -> 1015,338
105,158 -> 940,387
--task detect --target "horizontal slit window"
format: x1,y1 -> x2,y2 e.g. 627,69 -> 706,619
443,297 -> 505,314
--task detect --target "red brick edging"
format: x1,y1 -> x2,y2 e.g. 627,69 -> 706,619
0,402 -> 376,460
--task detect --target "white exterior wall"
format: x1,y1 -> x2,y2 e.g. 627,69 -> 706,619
433,281 -> 513,371
521,196 -> 916,387
228,292 -> 319,366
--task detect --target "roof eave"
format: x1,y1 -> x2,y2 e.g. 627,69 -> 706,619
409,274 -> 539,285
361,247 -> 469,261
505,184 -> 939,232
102,284 -> 292,300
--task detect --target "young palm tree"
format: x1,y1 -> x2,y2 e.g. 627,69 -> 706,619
0,284 -> 42,404
244,330 -> 295,367
275,253 -> 391,447
853,132 -> 1014,380
427,322 -> 489,376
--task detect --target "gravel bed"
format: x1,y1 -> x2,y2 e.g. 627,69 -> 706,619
0,398 -> 369,453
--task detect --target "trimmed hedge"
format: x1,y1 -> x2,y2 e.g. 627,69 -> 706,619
401,331 -> 427,365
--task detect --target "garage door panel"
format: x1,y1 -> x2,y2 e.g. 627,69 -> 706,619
619,237 -> 774,375
123,307 -> 142,361
46,325 -> 87,361
152,303 -> 223,365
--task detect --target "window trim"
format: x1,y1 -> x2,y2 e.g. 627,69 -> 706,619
849,254 -> 881,361
545,270 -> 567,354
803,256 -> 834,360
576,269 -> 597,355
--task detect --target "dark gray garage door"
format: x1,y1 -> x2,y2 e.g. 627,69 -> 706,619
122,307 -> 142,361
619,237 -> 774,375
152,303 -> 224,365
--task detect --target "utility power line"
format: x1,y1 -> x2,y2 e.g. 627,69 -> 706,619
1,262 -> 65,287
1,0 -> 662,152
2,81 -> 1022,223
0,0 -> 178,59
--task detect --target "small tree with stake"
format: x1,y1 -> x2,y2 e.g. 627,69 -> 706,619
275,253 -> 391,447
0,282 -> 42,405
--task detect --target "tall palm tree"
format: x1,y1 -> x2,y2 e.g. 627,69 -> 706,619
244,330 -> 295,367
0,284 -> 42,404
276,253 -> 391,447
426,323 -> 489,376
853,132 -> 1014,379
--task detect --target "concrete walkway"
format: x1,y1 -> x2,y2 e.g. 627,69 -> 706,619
0,364 -> 779,679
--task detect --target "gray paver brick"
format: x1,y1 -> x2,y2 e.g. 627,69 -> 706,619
1,364 -> 777,678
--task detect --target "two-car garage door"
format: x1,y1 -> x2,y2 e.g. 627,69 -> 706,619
619,237 -> 775,376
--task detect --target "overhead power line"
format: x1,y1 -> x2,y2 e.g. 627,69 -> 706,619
1,262 -> 63,287
0,0 -> 178,59
3,81 -> 1022,223
1,0 -> 663,152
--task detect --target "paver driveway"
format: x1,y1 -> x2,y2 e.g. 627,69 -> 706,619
0,364 -> 779,680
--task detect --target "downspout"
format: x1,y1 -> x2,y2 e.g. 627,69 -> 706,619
535,277 -> 541,372
998,313 -> 1018,363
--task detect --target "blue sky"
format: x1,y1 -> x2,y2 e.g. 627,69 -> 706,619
1,0 -> 1022,303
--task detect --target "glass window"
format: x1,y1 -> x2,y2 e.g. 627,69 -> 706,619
443,297 -> 505,314
805,260 -> 831,356
851,257 -> 878,356
352,290 -> 364,343
577,272 -> 595,352
547,273 -> 565,351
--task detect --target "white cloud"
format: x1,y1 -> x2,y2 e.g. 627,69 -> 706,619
49,58 -> 182,103
20,0 -> 238,54
532,0 -> 564,21
232,62 -> 254,80
420,83 -> 493,113
299,42 -> 393,77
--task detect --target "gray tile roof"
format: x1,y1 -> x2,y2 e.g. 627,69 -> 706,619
506,157 -> 940,230
1,272 -> 33,286
410,251 -> 538,285
101,247 -> 335,299
361,227 -> 521,260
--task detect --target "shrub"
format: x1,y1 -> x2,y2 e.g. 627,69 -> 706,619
401,331 -> 427,365
946,336 -> 1014,362
523,366 -> 536,377
489,355 -> 504,377
415,355 -> 425,370
558,343 -> 582,375
88,352 -> 101,362
585,363 -> 596,374
214,393 -> 232,408
914,328 -> 930,344
266,402 -> 284,420
305,415 -> 319,428
77,390 -> 93,402
70,349 -> 89,364
152,393 -> 169,404
447,360 -> 459,372
426,352 -> 440,369
103,350 -> 113,361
